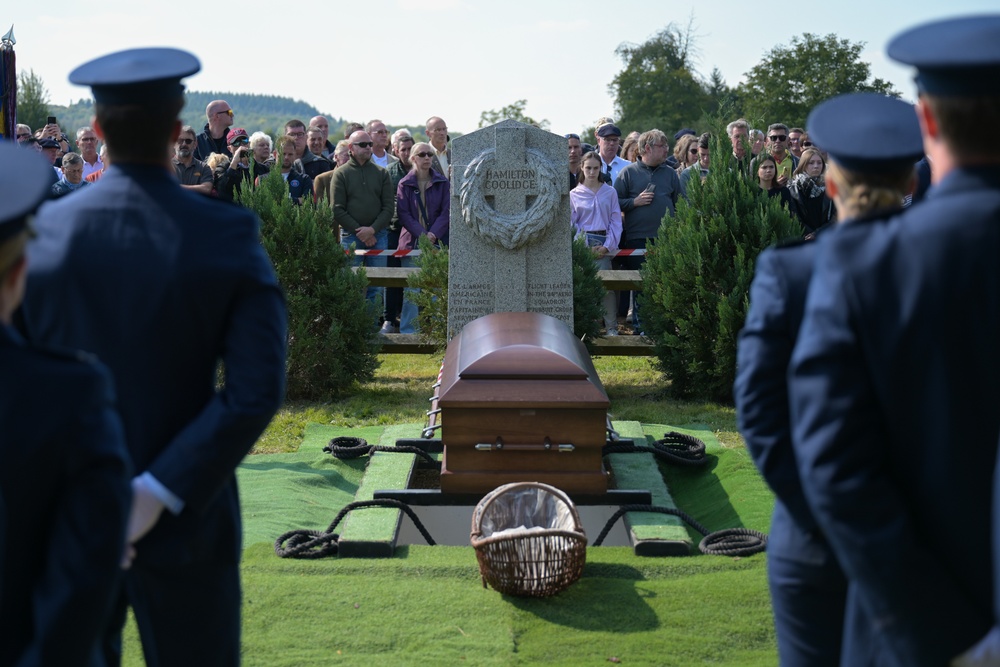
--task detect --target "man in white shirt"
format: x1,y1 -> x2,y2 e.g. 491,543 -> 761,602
426,116 -> 450,176
366,119 -> 397,169
76,127 -> 103,178
596,123 -> 630,185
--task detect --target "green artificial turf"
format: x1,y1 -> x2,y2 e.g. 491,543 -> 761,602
119,354 -> 778,666
234,544 -> 773,667
607,420 -> 690,547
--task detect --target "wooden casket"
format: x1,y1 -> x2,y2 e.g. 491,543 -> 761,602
438,312 -> 610,494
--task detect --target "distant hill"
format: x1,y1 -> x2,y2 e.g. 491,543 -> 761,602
48,91 -> 440,147
49,91 -> 343,143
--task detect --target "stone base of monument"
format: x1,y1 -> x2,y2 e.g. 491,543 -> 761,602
436,312 -> 611,495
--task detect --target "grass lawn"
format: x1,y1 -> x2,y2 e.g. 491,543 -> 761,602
122,355 -> 776,666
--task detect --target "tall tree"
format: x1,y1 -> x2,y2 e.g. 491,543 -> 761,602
478,99 -> 549,130
609,22 -> 712,136
739,33 -> 899,128
17,68 -> 51,133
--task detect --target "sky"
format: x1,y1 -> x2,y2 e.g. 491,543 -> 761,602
7,0 -> 999,136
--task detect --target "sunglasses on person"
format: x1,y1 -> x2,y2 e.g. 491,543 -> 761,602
802,141 -> 814,147
216,109 -> 234,117
413,151 -> 434,158
769,135 -> 787,142
352,141 -> 373,148
689,148 -> 698,154
177,138 -> 195,145
230,138 -> 249,146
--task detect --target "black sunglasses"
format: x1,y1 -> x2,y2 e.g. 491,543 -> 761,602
769,135 -> 787,142
413,151 -> 434,158
802,141 -> 814,147
352,141 -> 373,148
177,138 -> 195,145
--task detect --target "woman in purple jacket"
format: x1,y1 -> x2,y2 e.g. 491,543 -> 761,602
396,142 -> 450,334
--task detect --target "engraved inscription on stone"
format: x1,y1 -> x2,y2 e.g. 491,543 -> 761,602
448,119 -> 573,336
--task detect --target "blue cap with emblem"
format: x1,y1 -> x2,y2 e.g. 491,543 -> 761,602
0,143 -> 54,243
806,93 -> 924,173
887,15 -> 1000,96
69,47 -> 200,105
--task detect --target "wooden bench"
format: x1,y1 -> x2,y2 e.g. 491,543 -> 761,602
354,267 -> 642,291
355,267 -> 654,356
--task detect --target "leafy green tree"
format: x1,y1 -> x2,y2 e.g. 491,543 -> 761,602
609,22 -> 712,135
478,99 -> 550,130
640,130 -> 800,402
739,33 -> 899,128
16,69 -> 51,133
240,169 -> 380,400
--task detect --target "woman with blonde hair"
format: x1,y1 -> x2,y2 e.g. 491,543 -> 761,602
673,134 -> 699,174
396,141 -> 449,334
788,147 -> 835,234
735,92 -> 922,667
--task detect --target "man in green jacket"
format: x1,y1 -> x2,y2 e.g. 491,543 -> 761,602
333,130 -> 395,321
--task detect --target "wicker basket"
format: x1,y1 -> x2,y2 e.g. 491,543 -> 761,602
470,482 -> 587,597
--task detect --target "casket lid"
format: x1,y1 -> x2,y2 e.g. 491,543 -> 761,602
455,312 -> 589,380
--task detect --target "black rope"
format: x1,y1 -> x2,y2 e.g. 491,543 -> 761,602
592,504 -> 767,557
275,498 -> 437,559
602,431 -> 708,466
324,436 -> 437,465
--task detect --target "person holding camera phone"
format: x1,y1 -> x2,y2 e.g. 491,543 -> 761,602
613,129 -> 681,335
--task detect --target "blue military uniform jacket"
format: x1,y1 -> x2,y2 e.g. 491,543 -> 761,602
0,324 -> 131,666
790,166 -> 1000,666
21,163 -> 287,567
735,238 -> 836,565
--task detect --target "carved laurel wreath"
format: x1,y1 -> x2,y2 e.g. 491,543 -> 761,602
459,147 -> 562,250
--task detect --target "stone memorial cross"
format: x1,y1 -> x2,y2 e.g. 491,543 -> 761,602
447,119 -> 573,336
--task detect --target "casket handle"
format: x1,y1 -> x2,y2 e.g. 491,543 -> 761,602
473,438 -> 575,453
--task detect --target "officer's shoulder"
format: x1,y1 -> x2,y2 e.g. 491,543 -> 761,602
772,235 -> 814,252
25,340 -> 99,367
20,341 -> 111,385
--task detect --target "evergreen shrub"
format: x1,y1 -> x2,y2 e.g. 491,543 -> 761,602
640,133 -> 800,402
571,234 -> 606,350
409,235 -> 450,351
241,169 -> 379,400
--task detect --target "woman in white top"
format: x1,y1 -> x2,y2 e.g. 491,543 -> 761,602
570,151 -> 622,336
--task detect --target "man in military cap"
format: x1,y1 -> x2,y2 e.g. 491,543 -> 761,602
788,15 -> 1000,666
0,143 -> 131,666
19,48 -> 287,667
736,92 -> 924,667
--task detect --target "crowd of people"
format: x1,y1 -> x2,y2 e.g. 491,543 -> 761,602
3,13 -> 1000,667
15,80 -> 919,338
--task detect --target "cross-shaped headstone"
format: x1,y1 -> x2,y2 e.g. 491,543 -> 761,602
448,120 -> 573,336
488,126 -> 537,313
